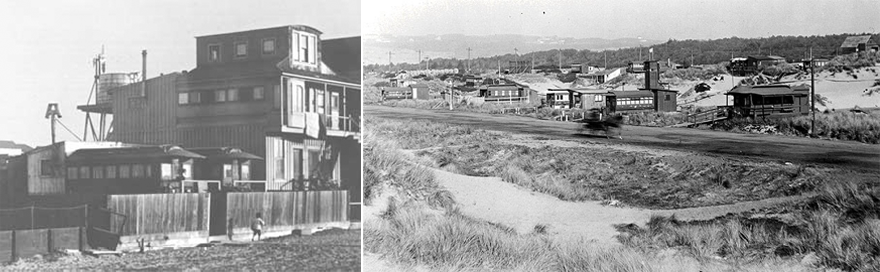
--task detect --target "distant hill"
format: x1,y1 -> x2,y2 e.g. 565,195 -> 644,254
365,33 -> 877,73
363,33 -> 659,65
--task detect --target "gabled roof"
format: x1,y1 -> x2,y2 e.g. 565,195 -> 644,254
567,88 -> 610,95
840,35 -> 873,48
187,147 -> 263,161
410,83 -> 429,88
726,84 -> 810,96
321,37 -> 361,82
67,145 -> 205,163
609,90 -> 654,98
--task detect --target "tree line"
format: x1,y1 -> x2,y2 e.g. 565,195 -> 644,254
365,33 -> 872,73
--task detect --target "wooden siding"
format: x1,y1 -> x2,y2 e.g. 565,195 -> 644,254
226,191 -> 348,230
265,136 -> 331,190
26,145 -> 65,195
108,194 -> 209,236
109,73 -> 181,145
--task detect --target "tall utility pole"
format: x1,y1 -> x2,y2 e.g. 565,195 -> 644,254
388,51 -> 393,64
810,47 -> 816,137
417,50 -> 422,67
466,47 -> 472,73
514,48 -> 519,73
558,50 -> 562,70
604,51 -> 607,69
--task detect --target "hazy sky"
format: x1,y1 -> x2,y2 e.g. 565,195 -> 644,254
0,0 -> 359,147
364,0 -> 880,40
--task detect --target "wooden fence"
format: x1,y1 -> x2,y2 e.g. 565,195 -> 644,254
108,194 -> 209,237
226,191 -> 348,231
0,227 -> 84,263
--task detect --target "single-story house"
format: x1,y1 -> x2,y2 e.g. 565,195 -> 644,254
726,84 -> 810,118
840,35 -> 879,54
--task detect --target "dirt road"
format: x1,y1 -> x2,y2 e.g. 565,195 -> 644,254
366,105 -> 880,172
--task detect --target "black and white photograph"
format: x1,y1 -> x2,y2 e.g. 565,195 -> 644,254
362,0 -> 880,271
0,0 -> 361,271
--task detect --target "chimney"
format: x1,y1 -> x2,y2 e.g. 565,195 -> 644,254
644,60 -> 660,90
141,50 -> 147,97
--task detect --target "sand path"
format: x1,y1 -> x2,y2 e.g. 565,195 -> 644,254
433,167 -> 807,246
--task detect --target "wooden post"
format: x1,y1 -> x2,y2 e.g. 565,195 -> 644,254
10,230 -> 16,262
47,229 -> 53,253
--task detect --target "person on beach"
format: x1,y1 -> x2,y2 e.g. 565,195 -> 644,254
251,212 -> 266,241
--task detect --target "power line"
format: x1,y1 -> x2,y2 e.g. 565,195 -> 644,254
56,119 -> 83,141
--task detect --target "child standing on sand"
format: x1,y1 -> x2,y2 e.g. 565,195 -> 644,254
251,212 -> 265,241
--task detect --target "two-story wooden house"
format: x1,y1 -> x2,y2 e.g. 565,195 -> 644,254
106,26 -> 360,197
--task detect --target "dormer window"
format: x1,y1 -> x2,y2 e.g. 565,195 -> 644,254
262,38 -> 275,55
296,33 -> 317,65
208,44 -> 221,62
234,42 -> 247,58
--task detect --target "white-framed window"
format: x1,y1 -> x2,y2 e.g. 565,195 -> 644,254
40,159 -> 53,176
223,164 -> 233,179
297,33 -> 317,64
190,92 -> 201,104
241,164 -> 250,180
119,165 -> 130,178
92,167 -> 104,179
316,89 -> 325,114
178,93 -> 188,105
234,42 -> 247,58
208,44 -> 221,62
161,163 -> 173,179
594,95 -> 604,102
215,90 -> 227,102
294,85 -> 304,112
253,87 -> 265,100
106,165 -> 117,179
228,89 -> 239,101
274,141 -> 284,180
182,164 -> 192,179
67,167 -> 78,179
79,166 -> 90,179
132,164 -> 144,178
262,38 -> 275,55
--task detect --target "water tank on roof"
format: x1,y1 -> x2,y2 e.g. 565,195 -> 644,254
97,73 -> 133,104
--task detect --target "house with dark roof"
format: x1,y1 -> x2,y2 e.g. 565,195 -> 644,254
65,145 -> 206,194
580,67 -> 624,84
726,84 -> 810,118
102,26 -> 361,198
840,35 -> 879,54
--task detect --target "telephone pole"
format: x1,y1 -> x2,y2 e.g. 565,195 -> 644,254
388,51 -> 393,64
466,47 -> 472,73
810,47 -> 816,138
417,50 -> 422,67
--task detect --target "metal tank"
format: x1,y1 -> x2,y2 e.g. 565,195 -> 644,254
97,73 -> 133,104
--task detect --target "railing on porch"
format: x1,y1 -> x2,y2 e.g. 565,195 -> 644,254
323,114 -> 361,133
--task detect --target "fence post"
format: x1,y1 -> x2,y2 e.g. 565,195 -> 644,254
47,229 -> 52,253
30,206 -> 34,230
10,230 -> 16,262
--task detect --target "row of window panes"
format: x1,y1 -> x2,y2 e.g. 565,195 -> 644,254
273,146 -> 327,180
617,98 -> 654,105
179,87 -> 264,105
295,34 -> 316,65
68,164 -> 150,180
209,39 -> 275,62
491,90 -> 521,96
68,163 -> 186,180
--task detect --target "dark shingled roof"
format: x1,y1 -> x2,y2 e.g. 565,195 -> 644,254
321,37 -> 360,82
840,35 -> 873,48
67,145 -> 205,163
726,84 -> 810,96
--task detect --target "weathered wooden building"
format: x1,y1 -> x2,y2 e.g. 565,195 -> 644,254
104,26 -> 361,197
479,84 -> 530,103
566,88 -> 608,110
65,145 -> 206,194
725,84 -> 810,118
840,35 -> 879,54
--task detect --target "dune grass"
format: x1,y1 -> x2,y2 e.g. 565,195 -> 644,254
711,111 -> 880,144
617,179 -> 880,272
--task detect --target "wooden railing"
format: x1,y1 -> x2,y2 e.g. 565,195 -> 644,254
323,114 -> 361,133
685,106 -> 729,124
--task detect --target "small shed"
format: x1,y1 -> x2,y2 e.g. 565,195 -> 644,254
410,83 -> 431,100
606,90 -> 655,112
65,145 -> 206,194
840,35 -> 879,54
726,84 -> 810,118
479,84 -> 529,103
652,89 -> 679,112
381,87 -> 413,100
545,89 -> 571,108
566,88 -> 608,110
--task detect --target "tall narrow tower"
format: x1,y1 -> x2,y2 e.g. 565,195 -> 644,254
77,49 -> 135,141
